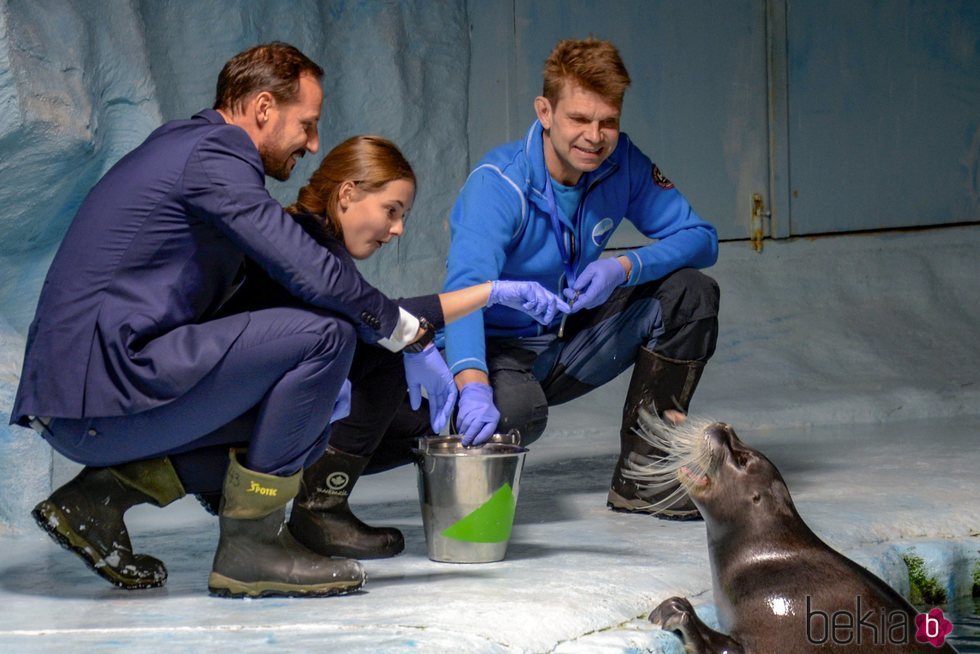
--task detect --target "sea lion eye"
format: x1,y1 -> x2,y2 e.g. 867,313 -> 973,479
752,492 -> 761,503
734,451 -> 750,468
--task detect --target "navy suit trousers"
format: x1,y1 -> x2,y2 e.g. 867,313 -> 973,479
39,307 -> 356,481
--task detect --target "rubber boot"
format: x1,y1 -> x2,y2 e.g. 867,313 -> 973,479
288,446 -> 404,559
607,347 -> 705,520
207,451 -> 366,598
31,457 -> 185,589
195,492 -> 222,516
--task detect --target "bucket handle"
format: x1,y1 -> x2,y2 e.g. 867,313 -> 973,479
410,439 -> 426,465
491,429 -> 522,447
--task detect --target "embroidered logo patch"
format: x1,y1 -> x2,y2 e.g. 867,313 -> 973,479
591,217 -> 615,246
326,472 -> 350,491
652,163 -> 674,189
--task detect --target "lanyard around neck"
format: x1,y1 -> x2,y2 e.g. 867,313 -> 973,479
543,174 -> 577,290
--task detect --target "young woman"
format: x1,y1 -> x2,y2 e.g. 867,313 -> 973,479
210,135 -> 569,561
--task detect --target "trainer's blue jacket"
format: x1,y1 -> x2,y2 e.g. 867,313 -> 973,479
443,120 -> 718,375
12,109 -> 406,424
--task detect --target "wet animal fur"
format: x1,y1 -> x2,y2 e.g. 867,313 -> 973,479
636,414 -> 956,653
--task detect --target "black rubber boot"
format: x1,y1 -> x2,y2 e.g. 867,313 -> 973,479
607,347 -> 705,520
195,492 -> 222,516
32,457 -> 186,589
288,446 -> 404,559
207,451 -> 366,598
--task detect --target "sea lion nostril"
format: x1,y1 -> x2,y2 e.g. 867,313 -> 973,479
704,423 -> 729,445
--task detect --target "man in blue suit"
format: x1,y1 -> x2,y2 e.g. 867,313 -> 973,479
11,42 -> 432,598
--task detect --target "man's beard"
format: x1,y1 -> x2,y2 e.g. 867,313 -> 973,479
260,144 -> 302,181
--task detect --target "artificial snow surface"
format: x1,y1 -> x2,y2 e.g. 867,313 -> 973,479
2,221 -> 979,653
0,414 -> 976,652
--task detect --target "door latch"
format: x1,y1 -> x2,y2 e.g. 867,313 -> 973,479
751,193 -> 771,252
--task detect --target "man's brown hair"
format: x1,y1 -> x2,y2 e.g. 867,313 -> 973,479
214,42 -> 324,114
542,38 -> 631,109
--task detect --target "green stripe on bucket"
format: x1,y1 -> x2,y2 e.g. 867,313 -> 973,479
440,483 -> 516,543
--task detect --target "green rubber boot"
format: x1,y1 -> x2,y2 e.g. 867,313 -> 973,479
207,451 -> 366,599
32,457 -> 185,589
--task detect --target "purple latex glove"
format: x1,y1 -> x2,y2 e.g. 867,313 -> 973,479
404,344 -> 457,433
563,258 -> 627,312
455,382 -> 500,447
330,379 -> 352,423
488,280 -> 571,324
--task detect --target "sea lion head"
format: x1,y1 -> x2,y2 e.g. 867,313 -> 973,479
625,410 -> 795,528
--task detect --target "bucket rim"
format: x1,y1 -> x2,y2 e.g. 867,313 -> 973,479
412,433 -> 527,457
418,447 -> 528,458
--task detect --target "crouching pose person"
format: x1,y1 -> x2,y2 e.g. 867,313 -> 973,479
442,38 -> 721,520
10,43 -> 565,598
208,135 -> 570,561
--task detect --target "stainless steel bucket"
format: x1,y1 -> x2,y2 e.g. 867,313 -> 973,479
413,432 -> 527,563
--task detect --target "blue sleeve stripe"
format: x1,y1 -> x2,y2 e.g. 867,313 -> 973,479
450,357 -> 488,375
625,250 -> 644,286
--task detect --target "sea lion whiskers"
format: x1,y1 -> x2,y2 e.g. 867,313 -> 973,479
620,408 -> 716,512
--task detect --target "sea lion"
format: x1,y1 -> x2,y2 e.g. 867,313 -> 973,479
629,412 -> 957,653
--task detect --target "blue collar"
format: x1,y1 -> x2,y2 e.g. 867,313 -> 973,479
523,120 -> 617,215
194,108 -> 227,124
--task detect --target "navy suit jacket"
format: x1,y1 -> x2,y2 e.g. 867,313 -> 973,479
12,109 -> 400,423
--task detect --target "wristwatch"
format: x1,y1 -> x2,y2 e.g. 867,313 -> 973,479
404,317 -> 434,353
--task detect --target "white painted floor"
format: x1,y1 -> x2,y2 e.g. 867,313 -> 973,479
1,227 -> 978,652
0,417 -> 977,652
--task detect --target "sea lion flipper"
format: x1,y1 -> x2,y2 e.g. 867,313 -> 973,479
649,596 -> 745,654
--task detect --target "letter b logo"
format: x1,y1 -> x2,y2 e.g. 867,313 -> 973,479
914,608 -> 953,647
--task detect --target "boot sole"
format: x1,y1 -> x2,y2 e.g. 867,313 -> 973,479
605,489 -> 703,522
207,572 -> 364,599
31,500 -> 167,590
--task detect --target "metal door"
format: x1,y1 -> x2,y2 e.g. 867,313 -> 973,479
467,0 -> 980,243
786,0 -> 980,235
